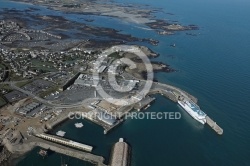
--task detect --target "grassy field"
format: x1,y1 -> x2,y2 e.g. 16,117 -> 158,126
0,84 -> 12,91
0,64 -> 4,69
0,97 -> 7,107
108,52 -> 123,59
15,80 -> 33,88
39,85 -> 59,98
31,59 -> 58,72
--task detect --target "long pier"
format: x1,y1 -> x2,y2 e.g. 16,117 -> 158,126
35,133 -> 93,152
110,138 -> 130,166
3,136 -> 106,166
35,140 -> 106,166
149,82 -> 223,135
206,116 -> 223,135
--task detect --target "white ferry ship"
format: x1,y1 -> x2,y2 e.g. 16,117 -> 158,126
178,99 -> 207,124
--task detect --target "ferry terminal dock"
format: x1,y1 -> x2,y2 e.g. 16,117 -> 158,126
0,44 -> 223,164
0,80 -> 223,165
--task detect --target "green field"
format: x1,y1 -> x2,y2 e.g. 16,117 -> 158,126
0,84 -> 12,91
0,63 -> 5,73
15,80 -> 32,88
31,59 -> 58,72
0,64 -> 4,69
0,97 -> 7,107
39,85 -> 60,98
108,52 -> 123,59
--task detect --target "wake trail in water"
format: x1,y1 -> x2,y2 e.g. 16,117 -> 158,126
133,25 -> 154,31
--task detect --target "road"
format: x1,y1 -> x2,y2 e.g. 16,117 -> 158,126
1,80 -> 98,108
0,45 -> 197,108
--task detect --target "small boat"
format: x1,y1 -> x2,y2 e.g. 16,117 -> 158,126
61,156 -> 68,166
170,43 -> 176,47
38,149 -> 47,158
75,122 -> 84,128
56,130 -> 66,137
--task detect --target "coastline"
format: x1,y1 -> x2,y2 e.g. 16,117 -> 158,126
9,0 -> 199,35
0,76 -> 200,165
1,0 -> 249,165
0,1 -> 211,166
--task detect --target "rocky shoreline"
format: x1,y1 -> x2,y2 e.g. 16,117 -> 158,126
0,8 -> 160,50
10,0 -> 198,36
123,48 -> 175,80
0,146 -> 12,166
0,1 -> 200,165
146,19 -> 199,35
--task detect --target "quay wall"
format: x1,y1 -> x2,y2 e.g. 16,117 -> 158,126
45,110 -> 69,130
149,88 -> 177,102
3,137 -> 106,166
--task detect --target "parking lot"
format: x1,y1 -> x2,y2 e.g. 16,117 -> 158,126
22,79 -> 54,94
4,90 -> 28,103
47,84 -> 96,104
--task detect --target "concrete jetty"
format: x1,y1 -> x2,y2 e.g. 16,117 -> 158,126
3,136 -> 106,166
151,82 -> 198,103
149,88 -> 177,102
206,116 -> 223,135
35,140 -> 106,166
149,82 -> 223,135
134,96 -> 155,111
45,110 -> 69,130
104,119 -> 124,134
35,133 -> 93,152
110,138 -> 130,166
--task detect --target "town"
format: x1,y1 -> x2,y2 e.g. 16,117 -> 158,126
0,20 -> 222,166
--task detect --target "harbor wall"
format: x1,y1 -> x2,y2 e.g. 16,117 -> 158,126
3,137 -> 106,166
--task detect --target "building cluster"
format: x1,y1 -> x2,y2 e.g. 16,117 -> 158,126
74,74 -> 99,88
0,20 -> 63,43
0,48 -> 98,79
0,66 -> 5,81
17,102 -> 43,116
0,20 -> 20,36
0,20 -> 29,43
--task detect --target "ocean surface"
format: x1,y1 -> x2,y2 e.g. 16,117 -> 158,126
1,0 -> 250,165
